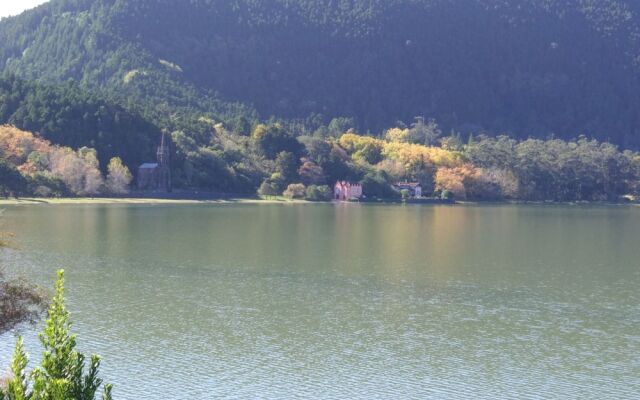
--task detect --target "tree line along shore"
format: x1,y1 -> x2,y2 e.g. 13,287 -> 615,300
1,122 -> 640,204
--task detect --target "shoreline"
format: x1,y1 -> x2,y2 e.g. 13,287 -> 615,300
0,196 -> 637,206
0,196 -> 310,205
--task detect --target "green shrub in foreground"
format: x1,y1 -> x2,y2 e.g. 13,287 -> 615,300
0,270 -> 113,400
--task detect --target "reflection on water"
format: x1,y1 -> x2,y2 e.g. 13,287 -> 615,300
0,203 -> 639,399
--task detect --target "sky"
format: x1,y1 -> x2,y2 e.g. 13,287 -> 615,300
0,0 -> 49,19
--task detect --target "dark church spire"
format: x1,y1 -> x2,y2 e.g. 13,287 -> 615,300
156,132 -> 171,192
157,132 -> 170,166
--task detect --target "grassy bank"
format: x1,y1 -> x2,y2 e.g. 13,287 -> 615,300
1,197 -> 636,207
0,196 -> 310,205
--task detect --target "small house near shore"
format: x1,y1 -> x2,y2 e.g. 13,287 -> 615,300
393,182 -> 422,198
334,181 -> 363,201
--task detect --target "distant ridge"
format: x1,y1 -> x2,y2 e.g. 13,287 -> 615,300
1,0 -> 640,145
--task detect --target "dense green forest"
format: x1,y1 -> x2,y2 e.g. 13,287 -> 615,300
1,0 -> 640,201
0,75 -> 158,169
2,0 -> 640,143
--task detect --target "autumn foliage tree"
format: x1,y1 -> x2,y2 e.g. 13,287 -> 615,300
283,183 -> 306,199
106,157 -> 133,194
435,167 -> 467,199
298,160 -> 326,185
0,126 -> 108,197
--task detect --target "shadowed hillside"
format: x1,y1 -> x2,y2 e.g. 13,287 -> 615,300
1,0 -> 640,145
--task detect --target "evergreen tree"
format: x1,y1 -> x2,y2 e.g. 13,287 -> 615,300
1,271 -> 113,400
6,338 -> 29,400
0,160 -> 27,197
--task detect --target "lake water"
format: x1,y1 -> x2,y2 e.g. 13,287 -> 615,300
0,203 -> 639,399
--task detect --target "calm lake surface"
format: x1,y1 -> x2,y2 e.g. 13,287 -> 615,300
1,203 -> 639,399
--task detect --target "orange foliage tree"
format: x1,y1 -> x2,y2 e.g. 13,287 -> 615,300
0,125 -> 105,196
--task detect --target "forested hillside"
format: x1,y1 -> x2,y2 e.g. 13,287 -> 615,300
0,75 -> 159,169
1,0 -> 640,145
1,0 -> 640,200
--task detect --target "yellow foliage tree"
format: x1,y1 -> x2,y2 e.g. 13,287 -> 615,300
338,133 -> 384,153
435,167 -> 468,199
382,142 -> 464,169
338,133 -> 385,164
435,165 -> 504,200
384,127 -> 411,143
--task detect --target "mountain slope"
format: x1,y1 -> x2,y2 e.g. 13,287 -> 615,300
1,0 -> 640,145
0,75 -> 159,169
